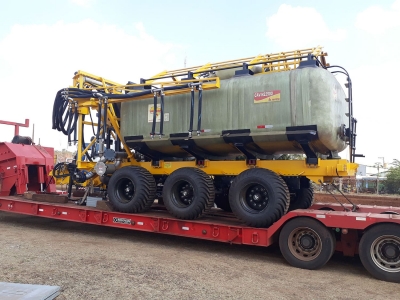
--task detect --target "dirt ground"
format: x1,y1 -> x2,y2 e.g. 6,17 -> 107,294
0,212 -> 399,299
314,192 -> 400,207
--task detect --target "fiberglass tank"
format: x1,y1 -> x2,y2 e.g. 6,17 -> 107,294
121,66 -> 349,160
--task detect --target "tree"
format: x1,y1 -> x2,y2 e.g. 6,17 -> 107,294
54,149 -> 74,163
385,159 -> 400,194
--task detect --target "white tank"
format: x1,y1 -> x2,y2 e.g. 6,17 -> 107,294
121,66 -> 349,160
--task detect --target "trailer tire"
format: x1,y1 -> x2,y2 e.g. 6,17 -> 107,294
214,195 -> 232,212
163,168 -> 214,219
279,217 -> 335,270
359,224 -> 400,283
229,169 -> 289,228
289,187 -> 314,211
107,166 -> 156,213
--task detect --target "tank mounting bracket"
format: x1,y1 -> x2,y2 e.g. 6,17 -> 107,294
286,125 -> 319,165
170,136 -> 206,166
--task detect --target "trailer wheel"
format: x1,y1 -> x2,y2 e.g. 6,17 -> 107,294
107,166 -> 156,213
162,168 -> 214,219
214,195 -> 232,212
359,224 -> 400,283
229,169 -> 289,228
289,187 -> 314,211
279,217 -> 335,270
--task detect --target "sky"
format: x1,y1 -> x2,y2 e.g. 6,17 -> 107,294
0,0 -> 399,171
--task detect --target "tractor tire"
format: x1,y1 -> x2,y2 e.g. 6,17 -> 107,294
289,187 -> 314,211
107,166 -> 156,213
162,168 -> 214,219
229,169 -> 289,228
279,217 -> 336,270
359,224 -> 400,283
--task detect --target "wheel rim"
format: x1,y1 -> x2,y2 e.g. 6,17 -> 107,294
370,235 -> 400,273
239,183 -> 269,213
115,178 -> 135,203
288,227 -> 322,261
171,180 -> 194,208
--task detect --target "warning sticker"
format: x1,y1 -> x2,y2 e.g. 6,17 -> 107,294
147,104 -> 169,123
254,90 -> 281,103
148,104 -> 161,122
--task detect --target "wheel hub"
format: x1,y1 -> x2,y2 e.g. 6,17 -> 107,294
288,227 -> 322,261
115,179 -> 135,203
382,243 -> 399,259
245,184 -> 269,211
172,181 -> 194,207
300,234 -> 315,249
123,183 -> 134,196
371,235 -> 400,272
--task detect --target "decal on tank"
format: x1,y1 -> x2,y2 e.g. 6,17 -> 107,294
254,90 -> 281,103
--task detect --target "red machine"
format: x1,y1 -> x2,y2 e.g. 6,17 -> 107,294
0,142 -> 56,195
0,119 -> 56,196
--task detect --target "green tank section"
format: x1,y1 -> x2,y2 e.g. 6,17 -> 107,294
120,67 -> 348,160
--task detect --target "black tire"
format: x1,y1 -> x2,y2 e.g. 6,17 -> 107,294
214,194 -> 232,212
162,168 -> 214,219
107,166 -> 156,213
279,217 -> 336,270
229,169 -> 289,228
289,187 -> 314,211
359,224 -> 400,283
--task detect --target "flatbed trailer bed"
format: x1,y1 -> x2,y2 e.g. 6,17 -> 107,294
1,195 -> 400,283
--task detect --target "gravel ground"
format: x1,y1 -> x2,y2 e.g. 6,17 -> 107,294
0,211 -> 399,300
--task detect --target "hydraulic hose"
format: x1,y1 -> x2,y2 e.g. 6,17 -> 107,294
197,87 -> 203,134
160,92 -> 165,137
151,93 -> 158,136
189,88 -> 194,135
52,91 -> 77,136
52,84 -> 190,138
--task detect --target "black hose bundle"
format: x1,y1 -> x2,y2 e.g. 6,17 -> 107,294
52,85 -> 188,135
52,90 -> 77,136
52,84 -> 190,144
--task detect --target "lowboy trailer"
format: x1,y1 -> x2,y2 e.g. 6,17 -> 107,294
1,195 -> 400,283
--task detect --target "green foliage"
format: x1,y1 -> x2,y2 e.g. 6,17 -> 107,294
385,159 -> 400,194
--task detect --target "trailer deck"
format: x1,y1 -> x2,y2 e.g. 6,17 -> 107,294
1,194 -> 400,283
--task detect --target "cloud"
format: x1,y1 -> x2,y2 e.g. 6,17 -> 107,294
70,0 -> 94,7
0,20 -> 182,149
350,60 -> 400,165
266,4 -> 346,49
355,0 -> 400,34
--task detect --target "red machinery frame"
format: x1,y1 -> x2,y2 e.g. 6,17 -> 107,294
0,119 -> 29,136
